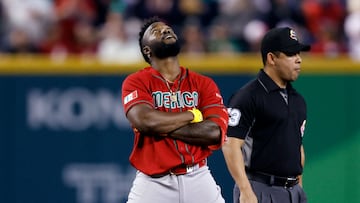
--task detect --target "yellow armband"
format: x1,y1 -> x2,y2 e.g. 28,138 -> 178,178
188,108 -> 203,123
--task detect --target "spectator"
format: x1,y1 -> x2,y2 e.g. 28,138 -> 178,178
180,18 -> 207,55
301,0 -> 347,56
97,12 -> 142,64
38,0 -> 99,57
125,0 -> 184,33
344,0 -> 360,61
261,0 -> 307,29
242,19 -> 268,52
1,0 -> 55,44
215,0 -> 267,52
0,26 -> 39,54
207,18 -> 240,54
72,18 -> 98,55
178,0 -> 219,28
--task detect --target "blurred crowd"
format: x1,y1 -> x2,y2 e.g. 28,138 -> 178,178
0,0 -> 359,64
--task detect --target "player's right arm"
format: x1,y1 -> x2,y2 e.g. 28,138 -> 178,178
222,137 -> 257,203
126,103 -> 194,134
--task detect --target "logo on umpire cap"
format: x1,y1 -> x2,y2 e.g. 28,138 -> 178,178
290,30 -> 298,41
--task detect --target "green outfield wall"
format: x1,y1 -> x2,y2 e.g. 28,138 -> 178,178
295,75 -> 360,203
0,54 -> 359,203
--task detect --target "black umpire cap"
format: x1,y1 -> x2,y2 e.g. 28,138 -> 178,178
261,27 -> 311,57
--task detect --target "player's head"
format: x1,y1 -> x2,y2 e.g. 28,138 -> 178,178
260,27 -> 310,65
139,16 -> 181,64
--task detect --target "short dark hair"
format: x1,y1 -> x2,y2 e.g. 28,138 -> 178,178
262,51 -> 281,65
138,16 -> 162,64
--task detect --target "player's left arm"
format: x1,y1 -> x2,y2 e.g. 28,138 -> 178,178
168,77 -> 228,148
298,103 -> 307,188
298,144 -> 305,187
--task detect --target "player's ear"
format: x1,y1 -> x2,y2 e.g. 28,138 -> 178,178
143,46 -> 151,55
143,46 -> 152,59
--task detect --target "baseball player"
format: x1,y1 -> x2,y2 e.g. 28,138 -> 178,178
121,16 -> 228,203
222,27 -> 310,203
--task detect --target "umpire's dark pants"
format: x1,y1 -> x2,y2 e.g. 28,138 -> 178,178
233,180 -> 307,203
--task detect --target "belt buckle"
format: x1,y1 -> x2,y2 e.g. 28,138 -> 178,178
284,177 -> 297,188
169,164 -> 195,175
186,164 -> 195,173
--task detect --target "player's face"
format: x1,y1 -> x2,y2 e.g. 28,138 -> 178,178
143,22 -> 180,59
274,52 -> 303,82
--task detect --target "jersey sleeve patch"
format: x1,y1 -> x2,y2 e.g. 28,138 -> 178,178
124,90 -> 138,105
228,107 -> 241,127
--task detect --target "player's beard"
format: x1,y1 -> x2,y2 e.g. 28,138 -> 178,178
151,40 -> 181,59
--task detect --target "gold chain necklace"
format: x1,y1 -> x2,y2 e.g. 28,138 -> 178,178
165,79 -> 177,102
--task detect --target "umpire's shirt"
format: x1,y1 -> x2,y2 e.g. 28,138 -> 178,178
227,69 -> 307,177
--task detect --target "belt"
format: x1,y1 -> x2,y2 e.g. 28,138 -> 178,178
150,159 -> 207,178
246,170 -> 299,188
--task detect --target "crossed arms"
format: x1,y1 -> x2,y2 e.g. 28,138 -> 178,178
126,103 -> 222,146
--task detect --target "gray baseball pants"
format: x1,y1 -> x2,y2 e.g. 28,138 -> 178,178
126,165 -> 224,203
233,180 -> 307,203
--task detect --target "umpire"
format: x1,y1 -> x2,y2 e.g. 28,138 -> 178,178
222,27 -> 310,203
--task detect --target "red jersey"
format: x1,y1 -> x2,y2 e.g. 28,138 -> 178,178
122,66 -> 228,175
